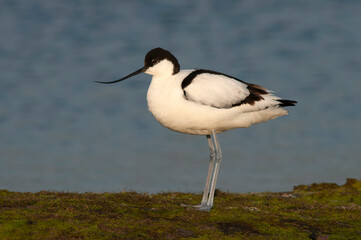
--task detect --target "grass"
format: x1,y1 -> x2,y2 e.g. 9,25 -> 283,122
0,179 -> 360,239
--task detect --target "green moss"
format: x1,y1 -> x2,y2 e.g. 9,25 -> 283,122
0,179 -> 360,239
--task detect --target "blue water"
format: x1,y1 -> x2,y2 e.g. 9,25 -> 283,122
1,1 -> 360,193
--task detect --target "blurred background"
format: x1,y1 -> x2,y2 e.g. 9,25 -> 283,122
0,0 -> 360,193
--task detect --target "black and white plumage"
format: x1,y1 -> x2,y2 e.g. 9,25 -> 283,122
96,47 -> 297,211
182,69 -> 296,109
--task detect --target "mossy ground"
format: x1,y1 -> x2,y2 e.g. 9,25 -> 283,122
1,179 -> 360,239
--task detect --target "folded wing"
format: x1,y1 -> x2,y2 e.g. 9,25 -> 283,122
182,69 -> 270,109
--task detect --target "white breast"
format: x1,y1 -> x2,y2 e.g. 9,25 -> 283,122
147,70 -> 199,133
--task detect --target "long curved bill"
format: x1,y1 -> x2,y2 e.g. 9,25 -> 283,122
95,67 -> 145,84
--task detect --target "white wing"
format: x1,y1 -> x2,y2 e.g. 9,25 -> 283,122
183,70 -> 263,108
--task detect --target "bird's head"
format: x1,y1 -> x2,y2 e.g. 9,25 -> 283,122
96,48 -> 180,84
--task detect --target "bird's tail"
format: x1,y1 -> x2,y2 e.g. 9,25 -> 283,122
278,99 -> 297,107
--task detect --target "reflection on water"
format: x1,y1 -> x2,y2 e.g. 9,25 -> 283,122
0,1 -> 360,193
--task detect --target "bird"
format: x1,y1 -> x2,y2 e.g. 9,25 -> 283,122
96,47 -> 297,211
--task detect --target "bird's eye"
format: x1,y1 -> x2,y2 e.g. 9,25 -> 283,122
152,59 -> 158,64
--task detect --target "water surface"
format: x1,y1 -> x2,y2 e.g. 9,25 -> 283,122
1,0 -> 360,193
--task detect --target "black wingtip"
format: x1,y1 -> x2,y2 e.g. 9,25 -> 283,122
278,99 -> 297,107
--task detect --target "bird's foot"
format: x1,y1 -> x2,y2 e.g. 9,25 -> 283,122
180,203 -> 211,212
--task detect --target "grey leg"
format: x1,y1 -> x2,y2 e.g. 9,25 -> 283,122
204,130 -> 222,211
181,131 -> 222,211
200,135 -> 216,205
